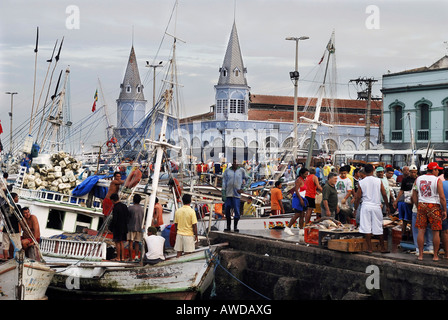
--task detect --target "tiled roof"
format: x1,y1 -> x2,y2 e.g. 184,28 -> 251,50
249,94 -> 382,110
217,22 -> 247,86
119,46 -> 145,101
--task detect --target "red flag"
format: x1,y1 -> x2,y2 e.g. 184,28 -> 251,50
318,54 -> 325,65
0,120 -> 3,135
92,89 -> 98,112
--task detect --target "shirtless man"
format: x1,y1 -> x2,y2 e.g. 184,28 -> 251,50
21,207 -> 40,256
103,172 -> 124,216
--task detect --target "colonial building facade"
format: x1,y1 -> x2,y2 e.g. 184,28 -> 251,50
114,22 -> 382,164
382,56 -> 448,150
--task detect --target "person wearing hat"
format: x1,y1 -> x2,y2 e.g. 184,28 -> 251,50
412,162 -> 447,261
393,164 -> 418,238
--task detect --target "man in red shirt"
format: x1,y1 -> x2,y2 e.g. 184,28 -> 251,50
305,167 -> 323,225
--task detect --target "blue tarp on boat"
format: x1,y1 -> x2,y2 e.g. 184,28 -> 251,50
71,174 -> 112,199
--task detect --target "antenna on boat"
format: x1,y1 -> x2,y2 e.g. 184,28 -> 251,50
29,26 -> 39,136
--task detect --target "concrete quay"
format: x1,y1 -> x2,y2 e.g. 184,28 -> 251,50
208,229 -> 448,300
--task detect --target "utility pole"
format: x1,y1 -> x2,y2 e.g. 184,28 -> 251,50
349,77 -> 378,150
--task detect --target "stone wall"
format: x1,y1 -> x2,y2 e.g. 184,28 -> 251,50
209,232 -> 448,300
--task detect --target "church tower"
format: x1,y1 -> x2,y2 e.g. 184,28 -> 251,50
115,46 -> 147,152
214,21 -> 250,121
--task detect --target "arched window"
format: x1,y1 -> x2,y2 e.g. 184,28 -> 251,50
415,98 -> 432,141
388,100 -> 405,142
443,97 -> 448,141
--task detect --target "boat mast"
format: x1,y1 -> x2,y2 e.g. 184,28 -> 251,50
42,67 -> 70,152
144,89 -> 181,232
302,32 -> 335,168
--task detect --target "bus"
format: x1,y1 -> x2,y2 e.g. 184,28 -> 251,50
333,148 -> 434,169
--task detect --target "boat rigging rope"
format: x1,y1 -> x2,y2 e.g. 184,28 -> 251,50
205,248 -> 271,300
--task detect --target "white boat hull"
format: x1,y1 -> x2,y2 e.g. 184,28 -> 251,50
47,247 -> 219,300
0,258 -> 55,300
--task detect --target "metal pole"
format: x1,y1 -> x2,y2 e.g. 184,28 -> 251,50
293,40 -> 298,162
286,37 -> 308,163
5,92 -> 18,154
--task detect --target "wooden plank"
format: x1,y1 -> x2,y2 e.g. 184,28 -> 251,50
327,238 -> 380,252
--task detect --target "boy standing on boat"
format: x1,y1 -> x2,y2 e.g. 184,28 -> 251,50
127,194 -> 144,261
174,194 -> 198,257
103,172 -> 124,216
109,193 -> 130,261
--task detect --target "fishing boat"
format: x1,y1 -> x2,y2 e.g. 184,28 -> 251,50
46,242 -> 224,300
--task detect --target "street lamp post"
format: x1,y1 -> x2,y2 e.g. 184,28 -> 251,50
286,36 -> 309,163
5,92 -> 18,154
146,61 -> 163,109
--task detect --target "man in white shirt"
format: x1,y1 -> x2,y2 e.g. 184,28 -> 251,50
354,164 -> 389,253
412,162 -> 447,261
143,226 -> 166,265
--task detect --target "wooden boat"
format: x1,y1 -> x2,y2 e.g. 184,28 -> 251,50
0,251 -> 55,300
46,242 -> 225,300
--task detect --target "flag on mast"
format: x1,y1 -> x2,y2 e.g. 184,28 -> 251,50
92,89 -> 98,112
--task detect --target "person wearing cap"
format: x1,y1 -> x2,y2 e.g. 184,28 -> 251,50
394,164 -> 418,238
412,161 -> 447,261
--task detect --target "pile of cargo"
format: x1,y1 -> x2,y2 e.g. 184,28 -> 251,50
22,152 -> 83,194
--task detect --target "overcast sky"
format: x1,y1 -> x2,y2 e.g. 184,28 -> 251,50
1,0 -> 447,148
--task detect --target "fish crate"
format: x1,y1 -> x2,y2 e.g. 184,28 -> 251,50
318,229 -> 363,248
327,238 -> 381,253
304,227 -> 319,245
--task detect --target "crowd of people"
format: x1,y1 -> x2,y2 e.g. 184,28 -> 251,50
273,159 -> 448,260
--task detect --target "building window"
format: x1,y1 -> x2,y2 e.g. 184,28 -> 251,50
126,85 -> 131,93
237,100 -> 244,113
216,100 -> 223,113
444,98 -> 448,140
222,68 -> 227,77
389,101 -> 405,142
230,99 -> 237,113
234,67 -> 240,77
415,99 -> 432,141
137,85 -> 141,93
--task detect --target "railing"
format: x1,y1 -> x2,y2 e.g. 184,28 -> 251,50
15,188 -> 103,210
40,237 -> 107,261
391,130 -> 402,142
417,129 -> 429,141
